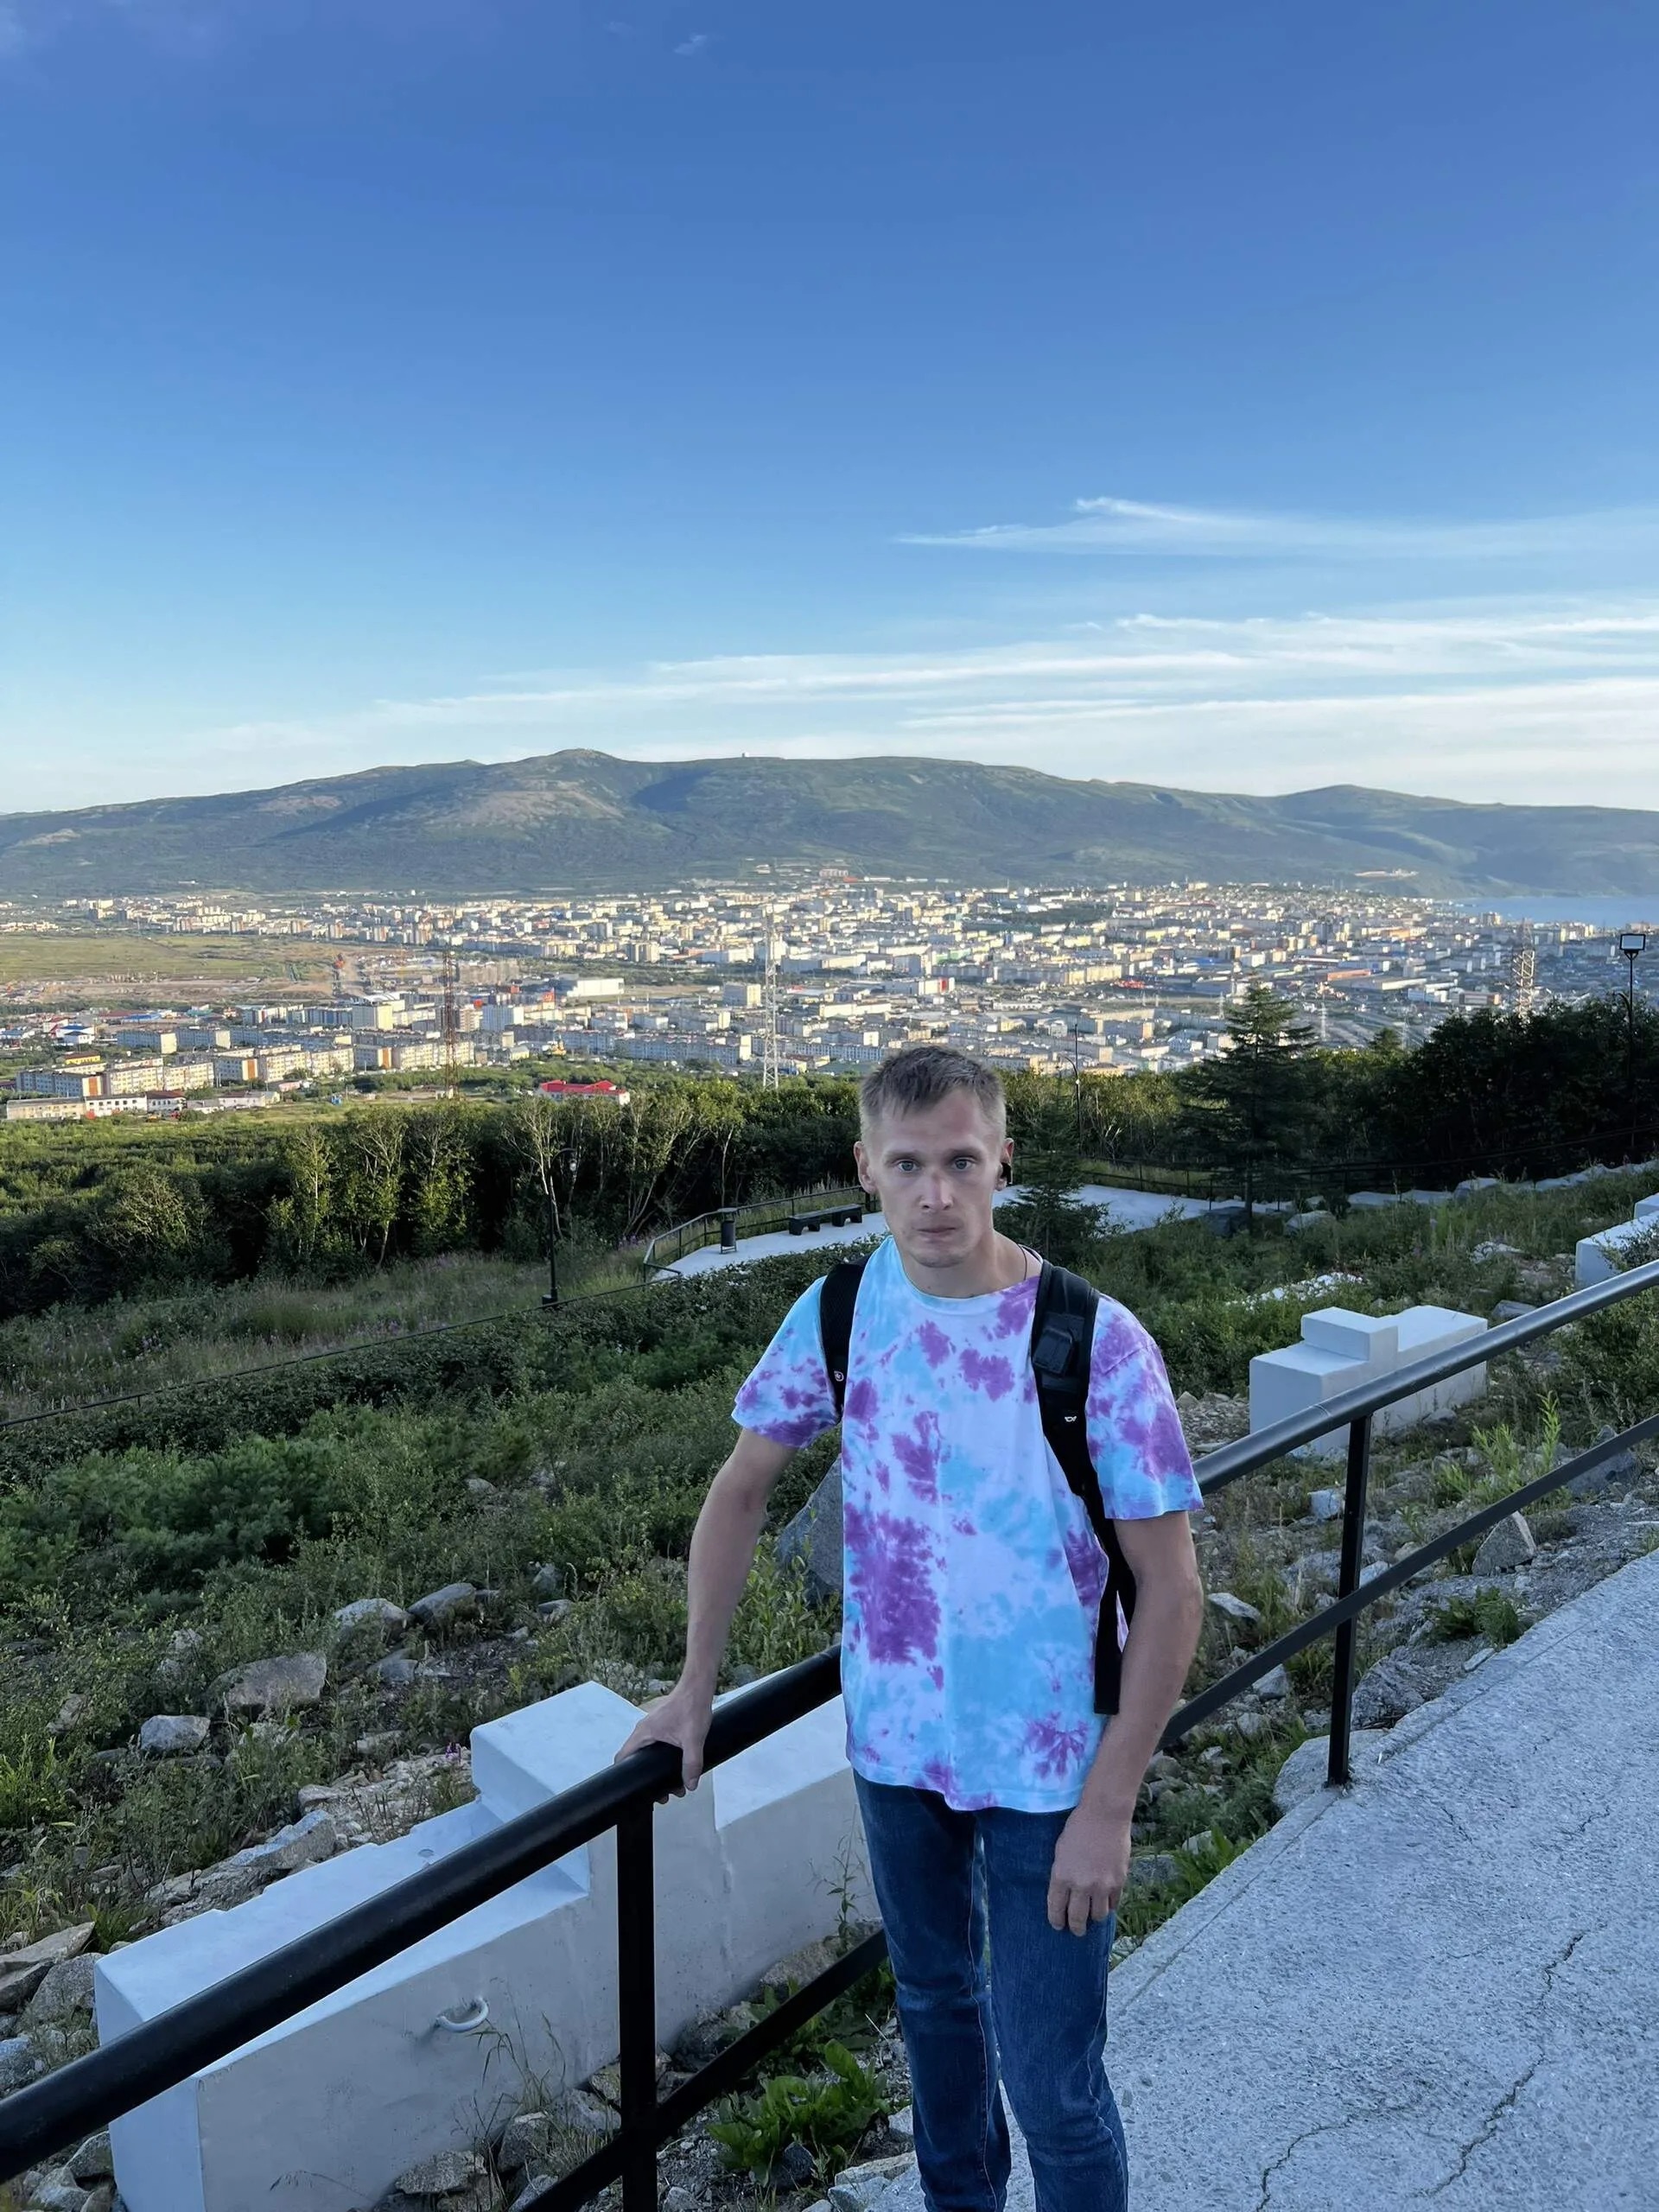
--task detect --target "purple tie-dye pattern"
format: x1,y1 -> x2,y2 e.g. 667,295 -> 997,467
892,1414 -> 944,1503
1024,1713 -> 1090,1782
731,1237 -> 1200,1814
1062,1521 -> 1109,1612
845,1502 -> 941,1664
916,1319 -> 953,1370
844,1376 -> 878,1426
960,1347 -> 1015,1399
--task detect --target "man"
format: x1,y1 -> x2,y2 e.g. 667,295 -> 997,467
618,1044 -> 1205,2212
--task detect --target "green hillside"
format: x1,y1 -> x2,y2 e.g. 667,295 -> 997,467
3,750 -> 1659,895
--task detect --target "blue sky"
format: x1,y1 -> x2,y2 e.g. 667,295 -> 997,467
5,0 -> 1659,813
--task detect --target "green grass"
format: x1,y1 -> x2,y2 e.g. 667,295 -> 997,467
0,931 -> 344,990
0,1245 -> 632,1421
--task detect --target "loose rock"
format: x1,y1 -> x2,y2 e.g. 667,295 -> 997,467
217,1652 -> 327,1715
334,1599 -> 410,1639
23,1954 -> 98,2024
372,1655 -> 419,1689
0,1924 -> 95,2012
1207,1592 -> 1262,1624
138,1713 -> 210,1757
496,2112 -> 552,2173
1566,1427 -> 1642,1500
67,2130 -> 114,2183
1254,1663 -> 1292,1700
1472,1510 -> 1537,1575
776,1462 -> 844,1605
1126,1852 -> 1180,1890
408,1583 -> 478,1632
1351,1640 -> 1476,1729
227,1808 -> 340,1878
396,2145 -> 486,2196
1307,1489 -> 1344,1522
550,2088 -> 620,2139
0,2034 -> 42,2090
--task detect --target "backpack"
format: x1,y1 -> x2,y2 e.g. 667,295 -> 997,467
817,1255 -> 1139,1716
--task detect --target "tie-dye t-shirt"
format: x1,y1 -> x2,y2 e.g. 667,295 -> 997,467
733,1236 -> 1201,1813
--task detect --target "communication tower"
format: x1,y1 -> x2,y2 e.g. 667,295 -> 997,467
440,948 -> 461,1095
760,912 -> 781,1090
1510,924 -> 1538,1019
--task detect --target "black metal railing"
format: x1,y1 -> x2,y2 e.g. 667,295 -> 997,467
3,1253 -> 1657,2204
642,1184 -> 869,1271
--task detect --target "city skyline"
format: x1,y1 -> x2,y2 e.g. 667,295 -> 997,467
5,3 -> 1659,809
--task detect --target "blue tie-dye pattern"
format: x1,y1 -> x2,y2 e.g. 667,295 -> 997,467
733,1236 -> 1202,1813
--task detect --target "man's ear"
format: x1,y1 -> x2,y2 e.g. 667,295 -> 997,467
996,1141 -> 1014,1189
853,1135 -> 876,1195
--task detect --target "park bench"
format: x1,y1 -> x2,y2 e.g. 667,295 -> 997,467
786,1201 -> 865,1234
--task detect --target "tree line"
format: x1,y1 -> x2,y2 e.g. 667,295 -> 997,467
0,995 -> 1654,1319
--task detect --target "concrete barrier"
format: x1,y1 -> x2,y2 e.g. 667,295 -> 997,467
1249,1304 -> 1488,1458
1575,1193 -> 1659,1287
97,1676 -> 870,2212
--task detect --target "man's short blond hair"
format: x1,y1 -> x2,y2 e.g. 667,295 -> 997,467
859,1044 -> 1007,1136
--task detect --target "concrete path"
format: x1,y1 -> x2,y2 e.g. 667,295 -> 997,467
881,1546 -> 1659,2212
668,1185 -> 1220,1277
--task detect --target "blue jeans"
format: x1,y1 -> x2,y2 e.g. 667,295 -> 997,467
855,1775 -> 1128,2212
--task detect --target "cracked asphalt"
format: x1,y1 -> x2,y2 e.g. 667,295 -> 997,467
1098,1544 -> 1659,2210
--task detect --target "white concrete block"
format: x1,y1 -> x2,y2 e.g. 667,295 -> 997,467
1383,1306 -> 1488,1431
103,1673 -> 871,2212
1249,1304 -> 1487,1459
1300,1310 -> 1399,1363
1576,1206 -> 1659,1287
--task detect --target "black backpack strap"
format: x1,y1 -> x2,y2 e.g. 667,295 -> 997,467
1030,1260 -> 1139,1717
817,1257 -> 869,1420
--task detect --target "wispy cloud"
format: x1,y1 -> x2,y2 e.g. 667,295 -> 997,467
61,596 -> 1644,816
902,493 -> 1659,561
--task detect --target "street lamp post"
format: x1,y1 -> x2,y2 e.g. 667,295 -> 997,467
1616,931 -> 1648,1160
543,1144 -> 584,1309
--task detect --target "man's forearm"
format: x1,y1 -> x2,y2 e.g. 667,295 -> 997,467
678,1467 -> 773,1698
1078,1576 -> 1205,1821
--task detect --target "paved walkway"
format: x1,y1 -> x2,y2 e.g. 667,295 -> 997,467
668,1185 -> 1221,1277
881,1545 -> 1659,2212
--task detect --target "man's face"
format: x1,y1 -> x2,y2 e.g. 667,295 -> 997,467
854,1090 -> 1013,1276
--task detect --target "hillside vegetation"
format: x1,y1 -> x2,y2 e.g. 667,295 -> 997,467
5,750 -> 1659,893
2,999 -> 1655,1324
1,1172 -> 1656,1968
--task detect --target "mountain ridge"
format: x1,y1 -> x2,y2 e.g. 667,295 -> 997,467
3,751 -> 1656,897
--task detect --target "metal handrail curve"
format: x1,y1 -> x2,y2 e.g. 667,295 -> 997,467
3,1255 -> 1656,2196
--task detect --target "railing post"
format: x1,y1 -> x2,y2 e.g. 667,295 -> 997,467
615,1803 -> 658,2212
1326,1413 -> 1373,1787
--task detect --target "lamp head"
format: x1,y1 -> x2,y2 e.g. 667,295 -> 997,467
1617,931 -> 1649,957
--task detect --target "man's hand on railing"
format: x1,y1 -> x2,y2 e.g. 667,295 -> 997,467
614,1681 -> 715,1800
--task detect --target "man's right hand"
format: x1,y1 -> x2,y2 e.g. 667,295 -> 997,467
613,1681 -> 715,1798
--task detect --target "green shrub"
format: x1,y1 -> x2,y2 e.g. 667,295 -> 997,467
708,2042 -> 887,2182
1424,1588 -> 1524,1647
